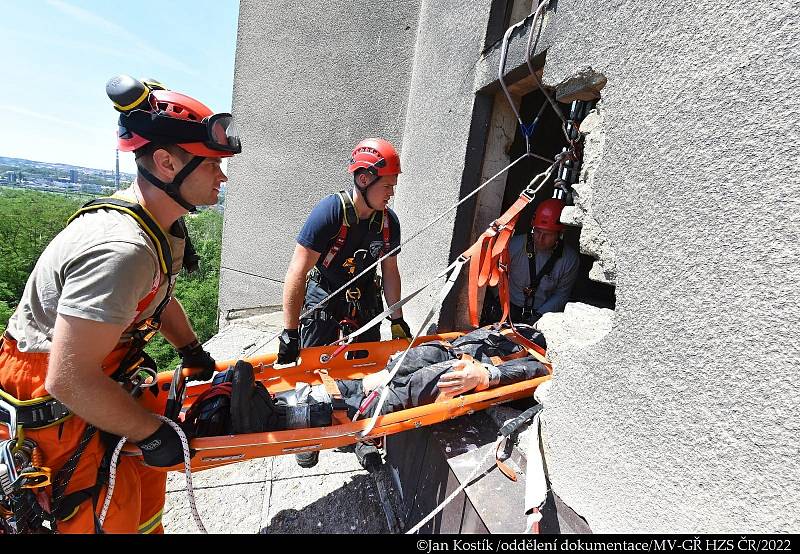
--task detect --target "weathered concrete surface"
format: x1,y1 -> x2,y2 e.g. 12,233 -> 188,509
220,0 -> 422,319
388,0 -> 497,331
222,0 -> 800,534
531,0 -> 800,533
162,314 -> 387,534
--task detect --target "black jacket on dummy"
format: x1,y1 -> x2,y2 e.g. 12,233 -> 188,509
336,324 -> 548,418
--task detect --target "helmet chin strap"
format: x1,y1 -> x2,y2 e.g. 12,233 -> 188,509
355,174 -> 381,211
137,156 -> 205,212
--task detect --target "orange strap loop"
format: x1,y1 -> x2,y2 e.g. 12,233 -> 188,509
464,194 -> 534,328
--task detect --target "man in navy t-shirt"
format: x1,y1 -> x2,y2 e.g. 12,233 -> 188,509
277,137 -> 411,365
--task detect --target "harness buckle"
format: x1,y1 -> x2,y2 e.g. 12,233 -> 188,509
345,287 -> 362,302
0,397 -> 18,441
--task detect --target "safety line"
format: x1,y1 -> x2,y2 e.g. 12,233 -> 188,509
220,265 -> 285,285
99,416 -> 207,534
243,151 -> 538,357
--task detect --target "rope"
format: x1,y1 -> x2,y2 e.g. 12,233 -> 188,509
98,415 -> 207,534
358,256 -> 468,438
405,435 -> 503,534
220,265 -> 285,285
242,152 -> 536,357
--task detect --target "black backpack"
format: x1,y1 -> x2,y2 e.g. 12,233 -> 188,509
183,360 -> 286,437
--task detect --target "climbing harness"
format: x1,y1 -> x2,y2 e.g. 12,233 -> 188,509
243,152 -> 548,358
521,236 -> 564,320
0,194 -> 183,534
321,191 -> 390,270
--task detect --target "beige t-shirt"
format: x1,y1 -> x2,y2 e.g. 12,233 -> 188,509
7,197 -> 185,353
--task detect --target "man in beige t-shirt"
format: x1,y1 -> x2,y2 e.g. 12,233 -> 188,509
0,76 -> 241,534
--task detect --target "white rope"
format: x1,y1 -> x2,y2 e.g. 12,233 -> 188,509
242,153 -> 535,357
405,435 -> 503,534
97,415 -> 207,534
331,258 -> 461,347
358,257 -> 467,438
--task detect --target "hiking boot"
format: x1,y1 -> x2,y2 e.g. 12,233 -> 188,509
355,441 -> 382,473
295,451 -> 319,468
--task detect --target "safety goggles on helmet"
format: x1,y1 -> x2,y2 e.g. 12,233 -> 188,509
205,113 -> 241,153
120,109 -> 242,155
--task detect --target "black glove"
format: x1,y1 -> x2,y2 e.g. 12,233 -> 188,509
389,317 -> 412,340
527,311 -> 543,325
179,339 -> 216,382
277,328 -> 300,365
137,422 -> 184,468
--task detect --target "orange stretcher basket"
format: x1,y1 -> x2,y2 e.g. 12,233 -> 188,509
131,333 -> 551,473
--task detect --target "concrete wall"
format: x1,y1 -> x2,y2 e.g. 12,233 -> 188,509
530,0 -> 800,533
221,0 -> 421,319
225,0 -> 799,532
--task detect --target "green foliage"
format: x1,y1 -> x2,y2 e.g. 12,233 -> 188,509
0,188 -> 83,332
0,189 -> 224,373
0,300 -> 13,332
144,209 -> 223,371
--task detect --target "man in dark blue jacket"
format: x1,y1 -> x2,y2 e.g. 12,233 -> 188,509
276,138 -> 411,467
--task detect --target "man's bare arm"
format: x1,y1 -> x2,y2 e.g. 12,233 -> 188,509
380,255 -> 403,319
159,297 -> 197,348
46,314 -> 161,442
282,244 -> 321,329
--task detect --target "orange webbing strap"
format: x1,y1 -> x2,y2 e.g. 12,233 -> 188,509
315,369 -> 344,407
465,234 -> 492,327
465,193 -> 534,327
489,349 -> 531,367
500,325 -> 549,364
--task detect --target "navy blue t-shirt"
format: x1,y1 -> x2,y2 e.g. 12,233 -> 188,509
297,193 -> 401,287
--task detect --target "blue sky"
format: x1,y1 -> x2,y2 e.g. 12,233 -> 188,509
0,0 -> 239,174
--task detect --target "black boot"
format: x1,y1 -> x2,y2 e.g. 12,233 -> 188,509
355,441 -> 382,473
295,450 -> 320,468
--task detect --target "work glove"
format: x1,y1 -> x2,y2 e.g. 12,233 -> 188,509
277,328 -> 300,365
137,422 -> 185,468
527,311 -> 543,325
389,317 -> 412,340
178,339 -> 216,382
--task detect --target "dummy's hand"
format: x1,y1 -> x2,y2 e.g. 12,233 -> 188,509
436,358 -> 491,400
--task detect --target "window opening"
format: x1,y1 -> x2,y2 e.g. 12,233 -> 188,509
503,89 -> 616,310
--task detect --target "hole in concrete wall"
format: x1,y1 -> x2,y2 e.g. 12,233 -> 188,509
502,89 -> 616,310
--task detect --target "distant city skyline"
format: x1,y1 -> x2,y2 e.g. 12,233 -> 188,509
0,0 -> 240,175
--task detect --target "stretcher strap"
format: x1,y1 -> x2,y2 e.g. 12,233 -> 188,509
500,325 -> 549,364
359,256 -> 468,438
489,349 -> 531,367
315,369 -> 343,405
328,257 -> 466,361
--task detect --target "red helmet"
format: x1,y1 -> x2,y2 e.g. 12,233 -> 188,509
532,199 -> 566,232
117,89 -> 239,158
348,138 -> 401,176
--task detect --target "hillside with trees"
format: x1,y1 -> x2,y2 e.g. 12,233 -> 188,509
0,187 -> 223,372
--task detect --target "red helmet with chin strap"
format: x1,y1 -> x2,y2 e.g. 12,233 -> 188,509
108,74 -> 241,212
348,138 -> 401,176
532,199 -> 566,232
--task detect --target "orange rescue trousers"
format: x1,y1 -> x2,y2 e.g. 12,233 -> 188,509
0,336 -> 166,534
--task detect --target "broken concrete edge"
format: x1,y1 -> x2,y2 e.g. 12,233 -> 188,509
555,67 -> 608,103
